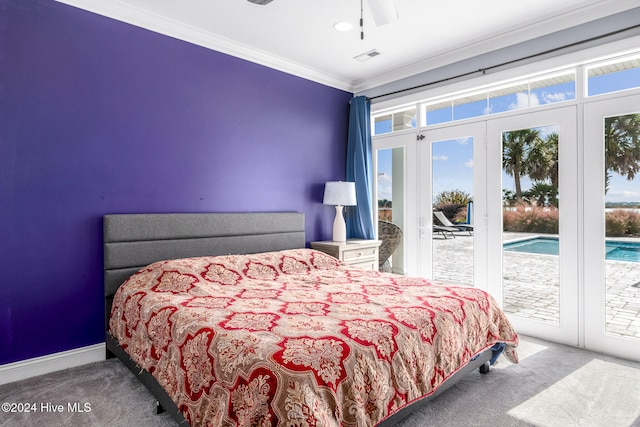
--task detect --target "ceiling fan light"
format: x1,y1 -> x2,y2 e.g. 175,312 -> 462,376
333,21 -> 352,32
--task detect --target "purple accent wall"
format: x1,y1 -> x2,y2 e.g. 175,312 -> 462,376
0,0 -> 352,364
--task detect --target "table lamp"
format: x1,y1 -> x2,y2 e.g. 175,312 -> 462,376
323,181 -> 357,242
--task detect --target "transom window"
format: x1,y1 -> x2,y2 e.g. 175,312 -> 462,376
374,107 -> 416,134
586,54 -> 640,96
372,52 -> 640,136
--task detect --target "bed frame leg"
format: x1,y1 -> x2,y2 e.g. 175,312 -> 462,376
156,401 -> 166,414
479,361 -> 490,374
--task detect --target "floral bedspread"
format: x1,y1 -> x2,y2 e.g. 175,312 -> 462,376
109,248 -> 518,426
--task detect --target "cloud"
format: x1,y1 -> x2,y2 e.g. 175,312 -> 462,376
509,92 -> 540,110
464,159 -> 473,168
455,137 -> 471,145
378,172 -> 392,184
508,92 -> 529,110
542,92 -> 567,103
433,155 -> 448,161
621,190 -> 640,198
606,189 -> 640,203
529,93 -> 541,106
377,173 -> 393,201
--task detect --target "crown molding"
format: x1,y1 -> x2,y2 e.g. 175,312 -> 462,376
55,0 -> 354,92
55,0 -> 638,95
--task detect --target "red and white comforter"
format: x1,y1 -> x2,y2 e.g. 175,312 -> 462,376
109,248 -> 518,426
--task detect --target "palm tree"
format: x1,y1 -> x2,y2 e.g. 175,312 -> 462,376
526,132 -> 557,184
541,132 -> 559,189
604,114 -> 640,194
502,128 -> 541,200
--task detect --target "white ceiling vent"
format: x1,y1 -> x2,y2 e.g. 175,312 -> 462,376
354,49 -> 381,62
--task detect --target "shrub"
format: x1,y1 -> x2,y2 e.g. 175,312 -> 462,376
503,204 -> 559,234
434,190 -> 471,206
453,206 -> 468,223
606,209 -> 640,237
502,207 -> 640,237
524,183 -> 558,208
378,209 -> 392,222
433,190 -> 472,224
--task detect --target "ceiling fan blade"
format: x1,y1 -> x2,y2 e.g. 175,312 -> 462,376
367,0 -> 398,26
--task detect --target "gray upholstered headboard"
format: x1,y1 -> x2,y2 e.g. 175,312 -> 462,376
103,212 -> 305,326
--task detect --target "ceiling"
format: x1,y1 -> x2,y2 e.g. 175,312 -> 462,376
58,0 -> 639,92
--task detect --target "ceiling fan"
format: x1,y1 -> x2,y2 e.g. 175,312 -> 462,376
246,0 -> 399,27
366,0 -> 399,26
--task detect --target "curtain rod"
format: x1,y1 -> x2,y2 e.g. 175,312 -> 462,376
367,23 -> 640,102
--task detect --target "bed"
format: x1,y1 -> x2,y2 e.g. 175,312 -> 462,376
104,212 -> 518,426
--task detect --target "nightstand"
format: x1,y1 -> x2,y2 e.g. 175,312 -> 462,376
310,239 -> 381,271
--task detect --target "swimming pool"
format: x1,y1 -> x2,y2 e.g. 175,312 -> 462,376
503,237 -> 640,263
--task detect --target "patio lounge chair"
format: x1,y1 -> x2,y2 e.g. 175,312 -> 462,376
434,211 -> 473,235
433,225 -> 458,239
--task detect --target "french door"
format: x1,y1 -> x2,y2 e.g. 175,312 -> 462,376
417,122 -> 486,289
412,107 -> 579,346
584,93 -> 640,361
487,106 -> 579,345
374,100 -> 640,359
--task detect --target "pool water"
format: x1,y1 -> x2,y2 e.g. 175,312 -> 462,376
503,237 -> 640,263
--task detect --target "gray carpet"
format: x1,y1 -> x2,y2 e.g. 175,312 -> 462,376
1,336 -> 639,427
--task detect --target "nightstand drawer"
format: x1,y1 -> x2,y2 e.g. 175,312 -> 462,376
342,247 -> 377,263
349,259 -> 378,271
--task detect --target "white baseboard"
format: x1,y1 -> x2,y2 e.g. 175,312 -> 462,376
0,343 -> 106,385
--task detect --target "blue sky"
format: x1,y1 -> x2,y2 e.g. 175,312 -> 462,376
431,137 -> 474,200
377,66 -> 640,205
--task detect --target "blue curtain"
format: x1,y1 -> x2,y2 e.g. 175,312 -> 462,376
346,96 -> 375,239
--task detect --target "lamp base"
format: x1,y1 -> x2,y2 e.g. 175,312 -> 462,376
332,205 -> 347,242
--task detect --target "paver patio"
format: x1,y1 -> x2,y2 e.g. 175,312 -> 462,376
430,231 -> 640,339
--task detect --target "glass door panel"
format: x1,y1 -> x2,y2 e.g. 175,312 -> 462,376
431,138 -> 474,286
584,94 -> 640,362
418,122 -> 485,288
487,107 -> 578,345
604,113 -> 640,340
377,146 -> 406,274
502,125 -> 560,324
373,131 -> 417,275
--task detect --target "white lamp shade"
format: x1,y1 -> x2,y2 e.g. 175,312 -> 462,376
323,181 -> 356,206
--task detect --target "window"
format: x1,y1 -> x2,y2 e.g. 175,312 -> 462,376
374,113 -> 392,135
587,54 -> 640,96
529,72 -> 575,106
372,52 -> 640,135
373,108 -> 416,135
488,82 -> 529,114
373,71 -> 580,136
453,91 -> 487,121
425,100 -> 453,125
